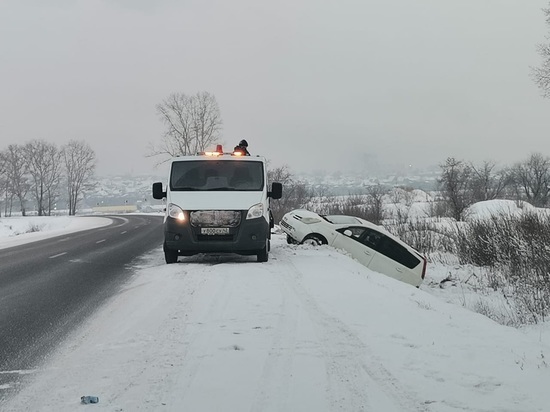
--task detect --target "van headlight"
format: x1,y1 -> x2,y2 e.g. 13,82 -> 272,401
168,204 -> 186,222
246,203 -> 264,220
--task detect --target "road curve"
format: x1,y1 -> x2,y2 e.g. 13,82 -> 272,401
0,214 -> 164,399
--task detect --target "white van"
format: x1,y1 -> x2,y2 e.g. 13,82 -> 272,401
152,146 -> 283,264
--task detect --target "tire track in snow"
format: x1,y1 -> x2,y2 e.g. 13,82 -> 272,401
100,264 -> 205,407
169,263 -> 236,397
108,259 -> 239,408
165,258 -> 295,411
249,263 -> 299,412
274,249 -> 429,412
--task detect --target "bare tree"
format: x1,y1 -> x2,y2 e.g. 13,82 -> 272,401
469,160 -> 512,203
44,145 -> 63,215
0,151 -> 13,217
3,144 -> 30,216
511,153 -> 550,207
0,151 -> 4,176
25,140 -> 63,216
267,164 -> 293,186
0,150 -> 6,217
438,157 -> 473,221
532,6 -> 550,98
150,91 -> 223,161
192,92 -> 224,151
268,165 -> 294,224
364,184 -> 387,225
267,165 -> 314,224
63,140 -> 96,216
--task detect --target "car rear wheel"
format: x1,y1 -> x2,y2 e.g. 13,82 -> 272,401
301,234 -> 326,246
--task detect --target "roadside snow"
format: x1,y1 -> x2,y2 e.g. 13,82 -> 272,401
1,211 -> 550,411
0,216 -> 112,250
2,233 -> 550,411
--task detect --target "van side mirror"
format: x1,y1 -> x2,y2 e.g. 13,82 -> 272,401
152,182 -> 166,200
269,182 -> 282,199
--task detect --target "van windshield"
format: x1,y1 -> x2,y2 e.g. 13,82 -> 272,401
170,160 -> 264,191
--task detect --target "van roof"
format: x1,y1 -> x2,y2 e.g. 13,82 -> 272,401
169,154 -> 266,163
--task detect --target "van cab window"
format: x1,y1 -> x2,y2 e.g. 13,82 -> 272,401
171,160 -> 264,191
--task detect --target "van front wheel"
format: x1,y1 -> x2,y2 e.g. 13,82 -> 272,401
164,243 -> 178,264
257,241 -> 269,262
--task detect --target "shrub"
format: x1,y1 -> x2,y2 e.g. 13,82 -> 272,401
26,223 -> 44,233
446,212 -> 550,323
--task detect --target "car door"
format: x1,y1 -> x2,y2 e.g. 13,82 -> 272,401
331,226 -> 377,267
362,229 -> 421,286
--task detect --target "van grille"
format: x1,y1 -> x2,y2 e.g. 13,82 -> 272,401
190,210 -> 241,227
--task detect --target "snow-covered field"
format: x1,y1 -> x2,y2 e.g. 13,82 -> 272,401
1,213 -> 549,411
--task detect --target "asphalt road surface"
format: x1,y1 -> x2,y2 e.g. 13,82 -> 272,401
0,214 -> 164,400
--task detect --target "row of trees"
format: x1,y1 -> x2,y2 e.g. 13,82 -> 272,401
269,152 -> 550,226
439,153 -> 550,221
0,140 -> 96,217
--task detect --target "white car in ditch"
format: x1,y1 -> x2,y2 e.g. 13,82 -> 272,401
280,209 -> 427,287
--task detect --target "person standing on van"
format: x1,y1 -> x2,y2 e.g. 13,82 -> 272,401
234,139 -> 250,156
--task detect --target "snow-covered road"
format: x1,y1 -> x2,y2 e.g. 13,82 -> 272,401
3,230 -> 549,412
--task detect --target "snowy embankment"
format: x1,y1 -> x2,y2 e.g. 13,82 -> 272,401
0,215 -> 112,249
1,213 -> 549,411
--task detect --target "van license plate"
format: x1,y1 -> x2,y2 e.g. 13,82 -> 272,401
201,227 -> 229,235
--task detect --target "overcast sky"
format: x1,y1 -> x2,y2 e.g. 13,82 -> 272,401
1,0 -> 550,177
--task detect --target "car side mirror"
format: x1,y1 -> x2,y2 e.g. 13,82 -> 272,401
343,229 -> 353,237
152,182 -> 166,200
269,182 -> 282,199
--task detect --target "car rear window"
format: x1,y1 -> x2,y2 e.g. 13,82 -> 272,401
377,237 -> 420,269
358,229 -> 420,269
